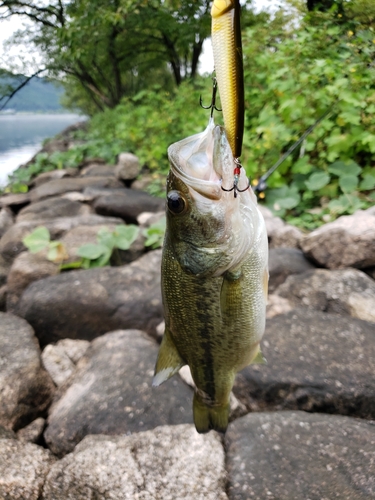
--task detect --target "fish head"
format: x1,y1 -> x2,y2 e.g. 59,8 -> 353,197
166,119 -> 258,277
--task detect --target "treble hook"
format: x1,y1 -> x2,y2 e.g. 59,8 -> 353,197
221,158 -> 250,198
200,77 -> 222,118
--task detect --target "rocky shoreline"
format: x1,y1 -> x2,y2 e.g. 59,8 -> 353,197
0,130 -> 375,499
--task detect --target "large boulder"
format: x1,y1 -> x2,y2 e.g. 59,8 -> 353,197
300,209 -> 375,269
0,438 -> 56,500
233,308 -> 375,419
17,195 -> 91,222
226,411 -> 375,500
0,213 -> 123,263
29,176 -> 124,203
274,268 -> 375,323
0,313 -> 55,430
44,329 -> 194,456
42,425 -> 227,499
15,250 -> 163,346
92,188 -> 165,224
268,248 -> 315,293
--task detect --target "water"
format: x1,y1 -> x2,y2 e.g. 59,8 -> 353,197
0,113 -> 86,187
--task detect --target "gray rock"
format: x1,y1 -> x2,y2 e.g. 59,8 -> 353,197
266,294 -> 293,318
44,329 -> 194,456
0,213 -> 123,263
233,308 -> 375,419
275,268 -> 375,323
17,417 -> 45,444
0,206 -> 14,238
17,195 -> 91,222
0,313 -> 55,430
56,338 -> 90,364
42,344 -> 76,386
226,411 -> 375,500
32,169 -> 76,188
268,248 -> 315,293
0,425 -> 16,439
6,252 -> 59,312
269,223 -> 303,249
0,192 -> 30,209
300,210 -> 375,269
29,176 -> 124,203
115,152 -> 141,181
0,438 -> 56,500
93,188 -> 164,224
15,250 -> 163,346
42,425 -> 227,499
80,163 -> 116,177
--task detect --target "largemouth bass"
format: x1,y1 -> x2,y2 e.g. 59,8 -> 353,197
211,0 -> 244,159
153,119 -> 268,433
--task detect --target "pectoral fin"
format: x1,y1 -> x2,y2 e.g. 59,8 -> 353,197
252,349 -> 267,365
152,327 -> 185,387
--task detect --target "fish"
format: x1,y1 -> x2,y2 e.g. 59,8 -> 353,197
153,119 -> 269,433
211,0 -> 244,159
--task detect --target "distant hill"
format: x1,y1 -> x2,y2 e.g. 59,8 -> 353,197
0,70 -> 65,112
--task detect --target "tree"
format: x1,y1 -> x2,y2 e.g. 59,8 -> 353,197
0,0 -> 211,112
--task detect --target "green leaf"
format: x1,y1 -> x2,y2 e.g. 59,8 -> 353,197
305,172 -> 330,191
328,161 -> 361,177
359,173 -> 375,191
328,195 -> 350,214
77,243 -> 108,260
23,226 -> 51,253
114,225 -> 140,250
339,174 -> 358,193
97,227 -> 116,250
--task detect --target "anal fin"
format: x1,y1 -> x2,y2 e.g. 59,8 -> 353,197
152,327 -> 185,387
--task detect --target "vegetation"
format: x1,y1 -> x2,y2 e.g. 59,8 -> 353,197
1,0 -> 375,230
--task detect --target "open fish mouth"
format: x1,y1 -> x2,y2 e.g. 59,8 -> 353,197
168,119 -> 225,201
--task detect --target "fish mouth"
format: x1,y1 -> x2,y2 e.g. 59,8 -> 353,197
167,119 -> 226,200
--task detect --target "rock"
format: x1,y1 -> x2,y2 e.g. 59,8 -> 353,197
0,253 -> 9,286
0,285 -> 6,311
80,163 -> 116,177
269,224 -> 303,249
42,425 -> 227,499
0,438 -> 56,500
0,206 -> 14,238
17,196 -> 91,222
42,344 -> 76,386
92,188 -> 165,224
29,176 -> 124,203
0,192 -> 30,210
300,210 -> 375,269
0,213 -> 123,263
0,425 -> 16,439
268,248 -> 315,293
266,294 -> 293,318
233,308 -> 375,419
226,411 -> 375,500
6,252 -> 60,312
17,418 -> 45,444
115,152 -> 141,181
55,338 -> 90,364
137,210 -> 165,228
44,329 -> 194,456
32,169 -> 76,188
0,313 -> 55,430
275,268 -> 375,323
15,250 -> 163,346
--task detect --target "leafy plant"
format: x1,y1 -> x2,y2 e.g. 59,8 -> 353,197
143,217 -> 166,249
22,227 -> 68,263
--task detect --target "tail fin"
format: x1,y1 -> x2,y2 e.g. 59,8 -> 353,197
193,392 -> 229,434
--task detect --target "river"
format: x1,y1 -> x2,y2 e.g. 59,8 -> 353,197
0,113 -> 86,187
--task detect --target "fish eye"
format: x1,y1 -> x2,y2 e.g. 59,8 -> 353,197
167,191 -> 187,215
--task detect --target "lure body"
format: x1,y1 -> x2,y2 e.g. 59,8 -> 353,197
211,0 -> 244,159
